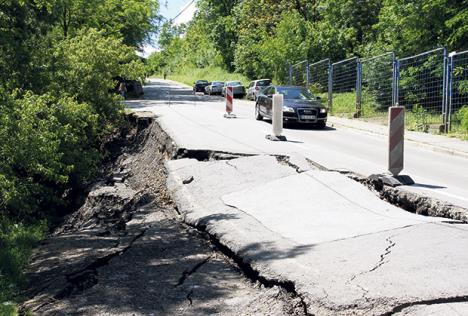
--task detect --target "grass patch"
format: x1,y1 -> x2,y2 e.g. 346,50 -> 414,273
0,218 -> 47,315
159,66 -> 251,88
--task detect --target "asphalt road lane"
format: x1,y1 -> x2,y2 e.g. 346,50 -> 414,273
128,79 -> 468,209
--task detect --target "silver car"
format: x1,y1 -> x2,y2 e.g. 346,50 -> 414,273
222,81 -> 246,98
205,81 -> 224,95
246,79 -> 271,101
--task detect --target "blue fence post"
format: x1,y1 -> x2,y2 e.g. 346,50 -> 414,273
391,53 -> 396,107
447,52 -> 455,132
442,48 -> 449,132
393,59 -> 400,107
328,63 -> 333,111
355,58 -> 362,117
288,63 -> 293,85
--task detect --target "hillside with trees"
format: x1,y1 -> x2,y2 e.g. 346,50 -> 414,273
149,0 -> 467,82
0,1 -> 158,313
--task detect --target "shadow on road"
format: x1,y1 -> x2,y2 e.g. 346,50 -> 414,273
411,183 -> 447,190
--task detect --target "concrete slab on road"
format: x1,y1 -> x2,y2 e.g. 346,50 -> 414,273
222,170 -> 439,245
167,154 -> 468,315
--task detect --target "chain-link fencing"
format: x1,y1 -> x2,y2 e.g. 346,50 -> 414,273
330,57 -> 359,117
308,58 -> 330,107
290,60 -> 308,87
287,47 -> 467,136
397,48 -> 446,132
360,52 -> 395,123
448,50 -> 468,136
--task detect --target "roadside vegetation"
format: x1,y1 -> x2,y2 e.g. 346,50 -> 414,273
148,0 -> 467,138
0,1 -> 158,313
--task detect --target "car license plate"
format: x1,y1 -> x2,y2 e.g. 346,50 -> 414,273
300,115 -> 316,120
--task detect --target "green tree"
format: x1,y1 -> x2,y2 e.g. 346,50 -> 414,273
47,0 -> 159,48
373,0 -> 467,56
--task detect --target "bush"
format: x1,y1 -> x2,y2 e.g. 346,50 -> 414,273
166,66 -> 250,87
456,105 -> 468,132
47,28 -> 145,127
0,217 -> 47,314
0,92 -> 99,219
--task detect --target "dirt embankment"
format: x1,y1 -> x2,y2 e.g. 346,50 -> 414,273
20,112 -> 307,316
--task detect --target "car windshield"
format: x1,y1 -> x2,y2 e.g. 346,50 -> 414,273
197,80 -> 208,84
277,87 -> 316,100
227,81 -> 242,86
213,82 -> 224,85
257,80 -> 271,86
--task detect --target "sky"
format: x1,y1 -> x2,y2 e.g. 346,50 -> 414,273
141,0 -> 197,57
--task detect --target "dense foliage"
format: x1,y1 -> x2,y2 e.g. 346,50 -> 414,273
0,0 -> 158,311
150,0 -> 467,83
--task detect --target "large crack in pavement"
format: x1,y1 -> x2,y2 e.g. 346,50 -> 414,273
175,255 -> 212,287
380,295 -> 468,316
174,208 -> 314,316
55,227 -> 149,300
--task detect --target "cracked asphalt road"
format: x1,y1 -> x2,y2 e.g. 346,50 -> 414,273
29,207 -> 303,315
21,114 -> 306,316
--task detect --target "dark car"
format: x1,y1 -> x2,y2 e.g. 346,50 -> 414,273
255,86 -> 328,128
193,80 -> 210,94
205,81 -> 224,95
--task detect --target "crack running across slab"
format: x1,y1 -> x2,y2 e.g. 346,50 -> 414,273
368,236 -> 396,273
175,255 -> 212,287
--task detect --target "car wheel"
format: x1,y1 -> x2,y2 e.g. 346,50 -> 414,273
255,104 -> 263,121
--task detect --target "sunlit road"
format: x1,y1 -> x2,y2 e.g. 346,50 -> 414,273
127,79 -> 468,209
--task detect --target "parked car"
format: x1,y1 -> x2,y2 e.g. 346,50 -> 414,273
246,79 -> 272,101
205,81 -> 224,95
113,77 -> 144,98
255,86 -> 328,128
193,80 -> 210,93
222,81 -> 246,98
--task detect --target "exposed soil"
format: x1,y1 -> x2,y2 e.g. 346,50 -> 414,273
20,112 -> 307,316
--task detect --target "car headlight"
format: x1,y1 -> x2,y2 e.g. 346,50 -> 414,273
283,106 -> 295,113
320,108 -> 328,113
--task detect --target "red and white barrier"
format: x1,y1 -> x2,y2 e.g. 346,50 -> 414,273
388,106 -> 405,176
224,86 -> 236,118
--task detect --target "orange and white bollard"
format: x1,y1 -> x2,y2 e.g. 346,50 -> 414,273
224,86 -> 236,118
388,105 -> 405,176
370,104 -> 414,186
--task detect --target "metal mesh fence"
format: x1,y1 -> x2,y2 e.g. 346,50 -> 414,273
331,57 -> 358,117
449,50 -> 468,133
361,52 -> 395,122
308,59 -> 330,106
290,60 -> 308,87
398,48 -> 446,132
287,47 -> 467,136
